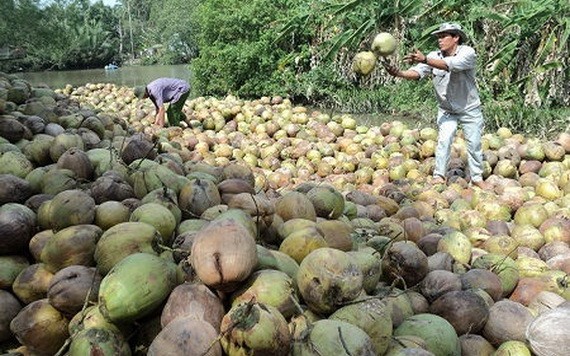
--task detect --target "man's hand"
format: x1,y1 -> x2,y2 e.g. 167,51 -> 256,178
381,60 -> 401,77
404,49 -> 427,64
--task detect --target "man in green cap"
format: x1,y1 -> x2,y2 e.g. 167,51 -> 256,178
382,23 -> 490,190
134,77 -> 190,127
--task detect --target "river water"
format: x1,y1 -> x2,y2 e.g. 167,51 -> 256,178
13,64 -> 190,89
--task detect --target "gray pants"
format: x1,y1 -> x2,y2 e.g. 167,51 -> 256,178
434,107 -> 485,182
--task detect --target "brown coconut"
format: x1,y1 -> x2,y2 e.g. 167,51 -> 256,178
47,265 -> 101,316
460,268 -> 503,302
9,299 -> 69,356
382,241 -> 428,288
429,290 -> 490,335
12,263 -> 54,304
0,174 -> 34,205
0,203 -> 37,255
148,317 -> 222,356
161,282 -> 225,331
482,299 -> 534,347
90,170 -> 136,204
56,147 -> 94,180
190,218 -> 257,292
419,269 -> 462,303
526,304 -> 570,356
459,334 -> 496,356
0,290 -> 22,343
316,219 -> 354,251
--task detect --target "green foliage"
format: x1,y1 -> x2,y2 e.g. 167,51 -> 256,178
188,0 -> 293,98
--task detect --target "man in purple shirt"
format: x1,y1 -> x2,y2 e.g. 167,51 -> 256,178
134,78 -> 190,127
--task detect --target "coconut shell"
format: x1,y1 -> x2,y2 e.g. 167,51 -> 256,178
48,266 -> 100,315
119,134 -> 157,165
526,304 -> 570,356
90,170 -> 136,204
0,117 -> 33,143
161,282 -> 225,331
316,219 -> 354,251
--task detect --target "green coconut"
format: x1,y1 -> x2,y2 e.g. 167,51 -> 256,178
329,297 -> 393,355
98,253 -> 177,322
94,221 -> 162,275
437,230 -> 472,264
347,248 -> 382,294
129,202 -> 177,244
230,269 -> 298,319
43,189 -> 95,231
296,247 -> 363,315
141,187 -> 182,224
0,151 -> 34,178
49,132 -> 85,162
220,302 -> 291,356
372,32 -> 398,56
274,191 -> 317,222
306,184 -> 345,219
68,327 -> 131,356
352,51 -> 377,76
494,340 -> 531,356
94,201 -> 131,230
40,168 -> 79,196
394,313 -> 461,356
255,244 -> 299,280
0,255 -> 30,289
293,319 -> 375,355
472,253 -> 519,297
279,226 -> 328,264
40,224 -> 103,273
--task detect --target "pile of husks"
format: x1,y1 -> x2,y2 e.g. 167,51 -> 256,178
1,75 -> 569,355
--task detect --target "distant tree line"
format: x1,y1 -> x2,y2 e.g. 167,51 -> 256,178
1,0 -> 568,134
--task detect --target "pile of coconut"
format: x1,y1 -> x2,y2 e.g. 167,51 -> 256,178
1,72 -> 570,355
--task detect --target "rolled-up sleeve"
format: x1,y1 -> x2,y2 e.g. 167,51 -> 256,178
444,46 -> 476,72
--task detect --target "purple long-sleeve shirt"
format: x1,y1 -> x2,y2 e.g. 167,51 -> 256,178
146,78 -> 190,109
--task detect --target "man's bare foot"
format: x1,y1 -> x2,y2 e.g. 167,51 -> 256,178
472,180 -> 491,190
431,175 -> 446,185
